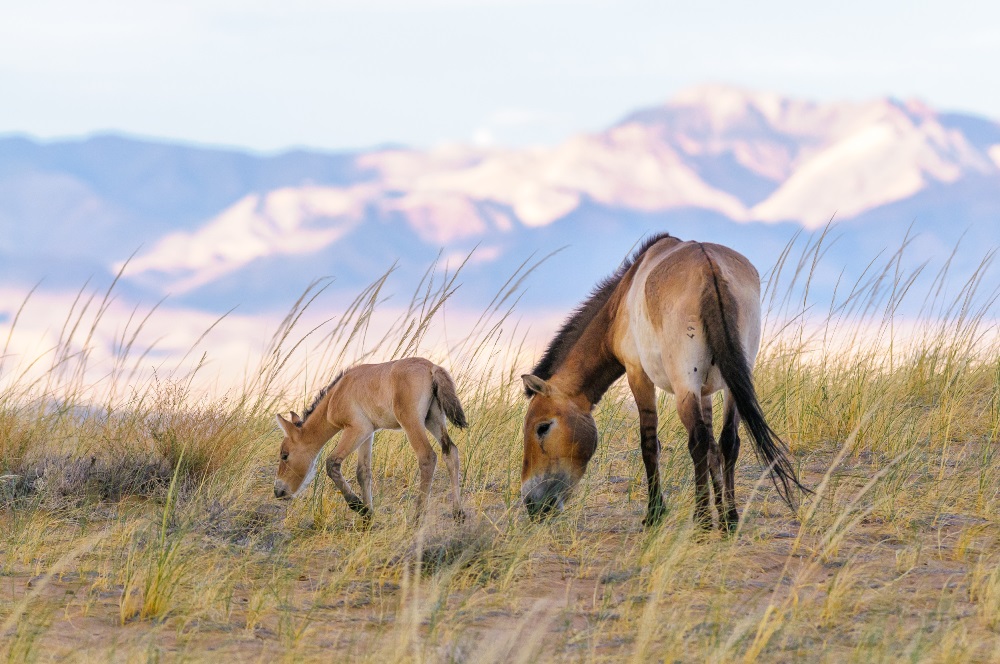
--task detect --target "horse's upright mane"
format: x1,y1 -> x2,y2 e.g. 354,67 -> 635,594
527,232 -> 674,393
299,370 -> 346,426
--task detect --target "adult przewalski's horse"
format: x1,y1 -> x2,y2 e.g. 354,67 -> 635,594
273,358 -> 467,521
520,233 -> 807,531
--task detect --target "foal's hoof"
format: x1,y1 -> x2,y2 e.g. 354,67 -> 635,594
347,498 -> 372,518
452,508 -> 467,523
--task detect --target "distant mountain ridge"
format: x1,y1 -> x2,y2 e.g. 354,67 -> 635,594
2,85 -> 998,314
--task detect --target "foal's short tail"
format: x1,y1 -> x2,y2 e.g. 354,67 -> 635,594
699,256 -> 810,511
432,366 -> 468,429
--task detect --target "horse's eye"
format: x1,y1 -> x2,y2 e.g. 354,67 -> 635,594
535,421 -> 552,438
280,452 -> 289,462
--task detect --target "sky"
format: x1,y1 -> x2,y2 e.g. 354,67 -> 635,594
2,0 -> 998,153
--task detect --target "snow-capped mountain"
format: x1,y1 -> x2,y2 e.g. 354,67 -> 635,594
624,86 -> 1000,226
2,85 -> 998,315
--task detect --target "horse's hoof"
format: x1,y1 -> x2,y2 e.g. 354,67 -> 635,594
692,528 -> 715,543
642,512 -> 665,529
642,503 -> 667,529
452,508 -> 467,523
693,516 -> 714,537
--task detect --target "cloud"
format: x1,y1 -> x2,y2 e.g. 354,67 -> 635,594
470,108 -> 569,148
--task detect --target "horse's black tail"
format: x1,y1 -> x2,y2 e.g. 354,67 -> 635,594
431,366 -> 468,429
699,253 -> 809,510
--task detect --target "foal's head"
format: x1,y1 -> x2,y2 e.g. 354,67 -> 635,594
272,412 -> 318,499
520,374 -> 598,518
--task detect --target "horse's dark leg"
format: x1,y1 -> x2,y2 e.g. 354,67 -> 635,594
702,395 -> 726,531
678,392 -> 720,531
628,370 -> 665,527
719,392 -> 741,533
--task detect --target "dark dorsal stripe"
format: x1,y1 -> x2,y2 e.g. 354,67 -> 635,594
299,370 -> 346,426
528,232 -> 674,393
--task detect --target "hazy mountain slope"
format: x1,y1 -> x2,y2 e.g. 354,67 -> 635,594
0,134 -> 367,224
2,86 -> 998,316
0,134 -> 367,282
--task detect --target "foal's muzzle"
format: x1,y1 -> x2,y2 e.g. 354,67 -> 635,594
273,480 -> 291,500
522,475 -> 569,520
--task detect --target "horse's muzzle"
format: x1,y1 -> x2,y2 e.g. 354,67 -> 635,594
522,474 -> 569,519
273,481 -> 291,500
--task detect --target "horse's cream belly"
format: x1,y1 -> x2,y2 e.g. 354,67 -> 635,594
629,315 -> 725,396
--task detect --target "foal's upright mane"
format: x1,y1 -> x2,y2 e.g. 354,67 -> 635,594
299,370 -> 346,426
527,232 -> 673,394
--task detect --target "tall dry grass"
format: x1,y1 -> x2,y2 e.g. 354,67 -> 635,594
1,233 -> 998,662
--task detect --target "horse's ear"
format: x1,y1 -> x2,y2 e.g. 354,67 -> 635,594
289,411 -> 302,426
522,374 -> 551,397
275,414 -> 297,436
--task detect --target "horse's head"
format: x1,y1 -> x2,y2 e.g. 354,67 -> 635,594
272,412 -> 316,499
520,374 -> 598,519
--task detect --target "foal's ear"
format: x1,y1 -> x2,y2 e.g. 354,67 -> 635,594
275,414 -> 297,436
522,374 -> 551,397
289,411 -> 303,426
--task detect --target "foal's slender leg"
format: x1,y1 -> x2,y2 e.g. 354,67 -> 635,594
702,395 -> 726,529
355,433 -> 375,514
398,412 -> 438,518
718,392 -> 741,532
677,391 -> 723,531
426,407 -> 464,520
325,424 -> 375,517
627,369 -> 665,527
